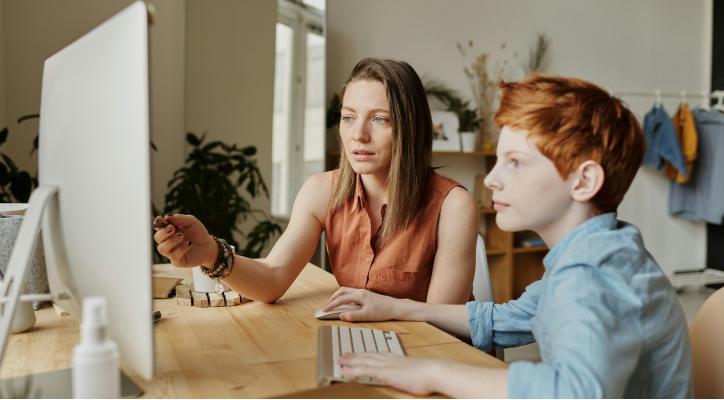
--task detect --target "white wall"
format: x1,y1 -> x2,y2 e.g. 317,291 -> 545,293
185,0 -> 277,244
0,1 -> 6,127
0,0 -> 187,208
327,0 -> 712,274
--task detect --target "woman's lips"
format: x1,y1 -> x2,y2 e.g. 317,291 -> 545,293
493,201 -> 509,211
351,150 -> 375,161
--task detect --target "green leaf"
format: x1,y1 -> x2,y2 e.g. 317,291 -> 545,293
186,132 -> 201,146
17,114 -> 39,124
11,171 -> 32,202
0,163 -> 10,185
2,154 -> 18,173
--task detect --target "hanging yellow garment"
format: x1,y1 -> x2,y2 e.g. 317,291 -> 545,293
664,103 -> 698,183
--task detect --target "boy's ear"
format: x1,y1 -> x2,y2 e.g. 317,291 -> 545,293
570,160 -> 605,202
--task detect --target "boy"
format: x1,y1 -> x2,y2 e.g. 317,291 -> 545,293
321,75 -> 692,398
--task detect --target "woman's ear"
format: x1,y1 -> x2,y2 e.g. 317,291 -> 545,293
571,160 -> 605,202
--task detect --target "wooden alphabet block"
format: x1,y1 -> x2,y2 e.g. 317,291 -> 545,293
191,290 -> 209,308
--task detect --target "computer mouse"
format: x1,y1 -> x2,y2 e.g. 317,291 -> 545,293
314,303 -> 361,320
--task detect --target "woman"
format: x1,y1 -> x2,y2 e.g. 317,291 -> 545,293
154,58 -> 478,304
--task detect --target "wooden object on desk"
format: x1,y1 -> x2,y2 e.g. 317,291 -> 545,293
175,284 -> 192,306
2,264 -> 505,398
208,292 -> 225,307
152,276 -> 182,299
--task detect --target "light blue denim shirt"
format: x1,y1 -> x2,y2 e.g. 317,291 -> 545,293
467,213 -> 691,398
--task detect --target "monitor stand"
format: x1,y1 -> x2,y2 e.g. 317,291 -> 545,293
0,186 -> 144,397
0,369 -> 143,398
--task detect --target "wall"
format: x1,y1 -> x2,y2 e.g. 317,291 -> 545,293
0,1 -> 6,127
0,0 -> 186,208
185,0 -> 277,243
327,0 -> 712,274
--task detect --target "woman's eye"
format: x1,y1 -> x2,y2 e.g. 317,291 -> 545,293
341,115 -> 354,123
372,116 -> 389,124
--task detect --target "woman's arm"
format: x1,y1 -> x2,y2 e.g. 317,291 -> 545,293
426,186 -> 479,304
157,172 -> 333,303
219,172 -> 333,302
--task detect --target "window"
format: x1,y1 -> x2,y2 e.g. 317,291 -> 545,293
271,0 -> 325,218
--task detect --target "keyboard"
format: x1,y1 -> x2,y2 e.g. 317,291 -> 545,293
316,325 -> 406,386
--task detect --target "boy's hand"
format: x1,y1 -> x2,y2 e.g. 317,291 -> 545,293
339,353 -> 439,396
153,214 -> 218,268
321,287 -> 401,322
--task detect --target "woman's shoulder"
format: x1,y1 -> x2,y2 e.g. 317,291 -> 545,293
429,170 -> 463,195
296,171 -> 337,218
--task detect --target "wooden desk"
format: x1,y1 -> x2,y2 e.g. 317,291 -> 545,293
1,264 -> 505,398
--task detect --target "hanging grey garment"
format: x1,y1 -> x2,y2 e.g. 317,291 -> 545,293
0,215 -> 49,309
668,108 -> 724,224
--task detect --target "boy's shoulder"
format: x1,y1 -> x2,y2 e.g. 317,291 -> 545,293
552,220 -> 652,280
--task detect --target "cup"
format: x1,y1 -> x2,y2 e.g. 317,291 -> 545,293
11,295 -> 36,333
191,266 -> 228,293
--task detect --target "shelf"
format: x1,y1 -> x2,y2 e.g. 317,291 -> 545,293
432,150 -> 495,157
486,247 -> 507,256
513,246 -> 548,254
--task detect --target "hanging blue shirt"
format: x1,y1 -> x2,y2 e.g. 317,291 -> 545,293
642,105 -> 687,176
669,108 -> 724,224
466,213 -> 691,398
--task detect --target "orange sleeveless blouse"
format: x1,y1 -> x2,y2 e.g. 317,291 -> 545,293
324,170 -> 462,301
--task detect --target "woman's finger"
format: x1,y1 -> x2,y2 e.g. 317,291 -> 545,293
326,286 -> 353,304
168,240 -> 192,264
322,292 -> 362,312
157,232 -> 185,256
153,224 -> 176,244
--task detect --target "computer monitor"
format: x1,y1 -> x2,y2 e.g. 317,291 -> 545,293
0,0 -> 154,387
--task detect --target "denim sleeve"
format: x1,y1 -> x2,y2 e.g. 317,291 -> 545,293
466,280 -> 541,352
507,266 -> 642,398
658,117 -> 687,176
642,112 -> 662,169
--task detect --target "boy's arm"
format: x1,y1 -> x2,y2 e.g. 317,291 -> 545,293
464,279 -> 542,351
507,265 -> 642,398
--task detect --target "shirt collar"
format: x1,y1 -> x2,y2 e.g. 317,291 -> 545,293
543,212 -> 617,269
352,173 -> 367,210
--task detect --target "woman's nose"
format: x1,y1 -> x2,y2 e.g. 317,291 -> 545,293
352,121 -> 370,143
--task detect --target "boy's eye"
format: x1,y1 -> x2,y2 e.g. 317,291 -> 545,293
509,158 -> 519,168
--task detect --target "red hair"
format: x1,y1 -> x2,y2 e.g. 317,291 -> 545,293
495,74 -> 643,213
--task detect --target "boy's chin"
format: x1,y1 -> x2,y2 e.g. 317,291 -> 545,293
495,214 -> 528,232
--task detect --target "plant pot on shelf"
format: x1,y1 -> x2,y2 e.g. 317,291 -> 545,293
459,131 -> 477,152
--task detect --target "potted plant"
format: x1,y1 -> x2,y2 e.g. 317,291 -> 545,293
161,132 -> 282,262
424,80 -> 480,152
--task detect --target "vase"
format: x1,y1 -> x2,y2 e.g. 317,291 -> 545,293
0,213 -> 49,310
459,131 -> 477,152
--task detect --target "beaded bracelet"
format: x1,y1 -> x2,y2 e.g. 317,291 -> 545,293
201,236 -> 235,283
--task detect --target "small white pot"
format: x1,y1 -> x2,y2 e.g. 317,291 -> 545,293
460,131 -> 477,152
191,266 -> 229,293
11,297 -> 36,333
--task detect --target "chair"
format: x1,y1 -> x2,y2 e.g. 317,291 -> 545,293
690,287 -> 724,397
472,234 -> 494,302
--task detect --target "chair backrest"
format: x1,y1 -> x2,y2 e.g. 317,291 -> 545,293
472,234 -> 494,302
690,287 -> 724,398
